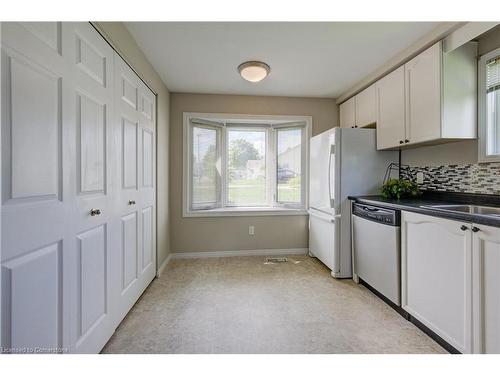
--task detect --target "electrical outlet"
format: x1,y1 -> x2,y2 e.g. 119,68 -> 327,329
248,226 -> 255,235
416,172 -> 424,184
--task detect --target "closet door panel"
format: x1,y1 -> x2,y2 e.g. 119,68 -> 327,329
122,118 -> 139,190
113,55 -> 156,327
121,212 -> 138,291
76,225 -> 107,340
1,22 -> 73,353
142,206 -> 153,273
67,22 -> 116,354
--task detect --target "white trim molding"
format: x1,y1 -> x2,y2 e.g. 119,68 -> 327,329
170,248 -> 309,259
183,207 -> 308,218
156,253 -> 172,278
443,22 -> 499,53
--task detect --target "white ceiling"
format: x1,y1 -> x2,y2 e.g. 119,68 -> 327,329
125,22 -> 439,98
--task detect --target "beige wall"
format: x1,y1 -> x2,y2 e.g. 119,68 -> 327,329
402,25 -> 500,167
170,93 -> 337,253
93,22 -> 171,267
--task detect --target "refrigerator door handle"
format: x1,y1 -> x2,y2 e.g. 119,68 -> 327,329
328,145 -> 334,208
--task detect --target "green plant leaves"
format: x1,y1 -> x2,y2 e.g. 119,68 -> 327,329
380,178 -> 420,200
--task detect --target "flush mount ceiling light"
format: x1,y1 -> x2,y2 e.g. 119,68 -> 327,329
238,61 -> 271,83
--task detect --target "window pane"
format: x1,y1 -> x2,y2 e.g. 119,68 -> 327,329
277,128 -> 302,204
486,88 -> 500,155
227,129 -> 267,206
486,56 -> 500,157
192,126 -> 219,209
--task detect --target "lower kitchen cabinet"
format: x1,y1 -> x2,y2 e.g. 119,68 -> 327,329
401,211 -> 473,353
402,211 -> 500,354
472,224 -> 500,354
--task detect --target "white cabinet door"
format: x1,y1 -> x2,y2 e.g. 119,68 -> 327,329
65,22 -> 117,353
402,211 -> 473,353
355,84 -> 376,128
339,96 -> 356,128
376,66 -> 406,150
113,55 -> 156,328
1,22 -> 75,353
405,42 -> 442,145
472,224 -> 500,353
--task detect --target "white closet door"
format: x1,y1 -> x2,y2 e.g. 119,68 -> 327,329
64,22 -> 117,353
113,55 -> 156,327
1,22 -> 156,354
1,22 -> 74,353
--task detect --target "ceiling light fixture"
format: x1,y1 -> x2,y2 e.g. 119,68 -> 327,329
238,61 -> 271,83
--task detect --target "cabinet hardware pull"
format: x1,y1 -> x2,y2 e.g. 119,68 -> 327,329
128,200 -> 136,205
90,208 -> 101,216
404,139 -> 410,143
472,226 -> 480,233
399,140 -> 404,144
460,225 -> 468,231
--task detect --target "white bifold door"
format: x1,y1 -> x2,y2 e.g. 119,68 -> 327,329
1,22 -> 156,353
113,55 -> 156,327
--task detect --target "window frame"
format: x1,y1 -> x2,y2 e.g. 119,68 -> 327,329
223,125 -> 271,208
182,112 -> 311,217
478,47 -> 500,163
188,121 -> 223,211
274,123 -> 308,210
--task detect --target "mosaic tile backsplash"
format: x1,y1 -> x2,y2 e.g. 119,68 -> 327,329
408,163 -> 500,195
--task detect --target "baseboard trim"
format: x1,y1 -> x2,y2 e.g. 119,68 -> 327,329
170,248 -> 309,259
156,253 -> 172,277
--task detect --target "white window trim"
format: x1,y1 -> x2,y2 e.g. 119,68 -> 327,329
478,46 -> 500,163
182,112 -> 312,218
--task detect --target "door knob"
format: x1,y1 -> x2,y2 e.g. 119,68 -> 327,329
460,225 -> 468,231
90,208 -> 101,216
472,226 -> 480,233
128,200 -> 136,205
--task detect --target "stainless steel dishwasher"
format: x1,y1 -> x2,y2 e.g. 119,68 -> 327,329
352,203 -> 401,306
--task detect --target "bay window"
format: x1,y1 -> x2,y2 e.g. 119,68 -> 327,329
183,113 -> 311,216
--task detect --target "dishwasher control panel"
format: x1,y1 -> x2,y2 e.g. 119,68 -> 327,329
352,203 -> 400,226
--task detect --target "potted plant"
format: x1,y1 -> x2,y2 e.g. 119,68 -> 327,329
380,178 -> 421,200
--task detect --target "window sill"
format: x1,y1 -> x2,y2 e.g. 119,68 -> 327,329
183,207 -> 309,218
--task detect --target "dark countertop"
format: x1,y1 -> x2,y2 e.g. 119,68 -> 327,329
349,191 -> 500,227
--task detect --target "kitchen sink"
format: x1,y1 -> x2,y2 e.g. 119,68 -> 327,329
421,204 -> 500,216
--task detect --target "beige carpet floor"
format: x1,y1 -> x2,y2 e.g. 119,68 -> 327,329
102,255 -> 446,354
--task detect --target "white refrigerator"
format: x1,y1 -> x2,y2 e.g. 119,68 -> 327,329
308,128 -> 397,278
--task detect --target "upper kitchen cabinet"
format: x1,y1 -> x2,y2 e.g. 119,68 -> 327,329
376,66 -> 406,149
340,85 -> 376,128
376,40 -> 477,150
355,84 -> 376,127
340,96 -> 356,128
